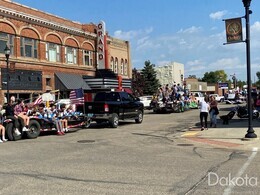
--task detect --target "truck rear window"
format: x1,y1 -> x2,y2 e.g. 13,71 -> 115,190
94,92 -> 120,101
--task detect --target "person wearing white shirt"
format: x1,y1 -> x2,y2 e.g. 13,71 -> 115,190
199,97 -> 210,131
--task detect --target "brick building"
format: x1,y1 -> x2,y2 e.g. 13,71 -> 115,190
0,0 -> 132,104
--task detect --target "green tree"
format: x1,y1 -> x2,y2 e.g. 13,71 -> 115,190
132,68 -> 145,96
255,71 -> 260,87
236,80 -> 246,88
201,70 -> 228,83
141,60 -> 160,95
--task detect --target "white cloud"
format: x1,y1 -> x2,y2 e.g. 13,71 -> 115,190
113,27 -> 153,41
128,21 -> 260,81
177,26 -> 202,34
157,60 -> 171,66
137,36 -> 149,45
210,57 -> 241,68
136,38 -> 153,50
186,60 -> 203,67
209,10 -> 228,20
251,21 -> 260,32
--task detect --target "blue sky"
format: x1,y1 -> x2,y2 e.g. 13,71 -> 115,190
13,0 -> 260,81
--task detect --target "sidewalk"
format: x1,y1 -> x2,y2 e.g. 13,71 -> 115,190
183,115 -> 260,150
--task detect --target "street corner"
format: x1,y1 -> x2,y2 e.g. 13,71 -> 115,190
181,127 -> 244,149
188,126 -> 202,131
181,131 -> 200,137
185,136 -> 243,149
240,137 -> 260,150
180,126 -> 202,138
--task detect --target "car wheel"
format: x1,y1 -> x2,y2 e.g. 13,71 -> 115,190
253,112 -> 259,119
135,110 -> 143,123
26,120 -> 41,139
109,113 -> 119,128
83,118 -> 91,128
6,122 -> 23,141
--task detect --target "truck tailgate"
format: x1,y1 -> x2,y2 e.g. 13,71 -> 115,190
85,102 -> 106,115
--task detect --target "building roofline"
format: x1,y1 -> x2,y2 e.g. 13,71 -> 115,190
0,4 -> 97,38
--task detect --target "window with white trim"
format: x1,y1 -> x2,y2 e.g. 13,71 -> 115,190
110,57 -> 114,71
65,46 -> 77,64
20,37 -> 38,58
83,50 -> 93,66
46,42 -> 60,62
120,59 -> 124,75
0,32 -> 14,55
124,59 -> 128,75
114,58 -> 118,73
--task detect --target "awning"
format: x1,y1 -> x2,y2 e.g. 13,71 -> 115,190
55,72 -> 91,90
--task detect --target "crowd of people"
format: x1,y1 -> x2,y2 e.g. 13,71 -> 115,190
0,96 -> 79,142
152,83 -> 202,111
153,83 -> 220,130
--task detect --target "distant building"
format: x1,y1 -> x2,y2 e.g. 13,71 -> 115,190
185,78 -> 207,92
155,62 -> 184,86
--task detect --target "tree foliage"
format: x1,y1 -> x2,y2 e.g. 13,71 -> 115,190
201,70 -> 228,83
255,71 -> 260,87
132,68 -> 145,96
141,61 -> 160,95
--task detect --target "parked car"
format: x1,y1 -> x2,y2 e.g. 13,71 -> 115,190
191,92 -> 204,103
139,96 -> 153,109
85,91 -> 144,128
210,94 -> 225,102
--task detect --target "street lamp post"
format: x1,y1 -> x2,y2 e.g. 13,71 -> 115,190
242,0 -> 257,138
230,74 -> 237,89
4,45 -> 10,104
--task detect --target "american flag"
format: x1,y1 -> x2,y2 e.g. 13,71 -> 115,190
69,88 -> 84,105
34,96 -> 43,105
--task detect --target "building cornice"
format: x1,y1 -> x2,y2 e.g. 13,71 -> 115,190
0,6 -> 97,39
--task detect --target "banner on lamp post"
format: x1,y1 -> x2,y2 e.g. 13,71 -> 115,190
225,18 -> 243,43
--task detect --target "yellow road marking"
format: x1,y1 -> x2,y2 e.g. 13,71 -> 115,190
181,132 -> 199,137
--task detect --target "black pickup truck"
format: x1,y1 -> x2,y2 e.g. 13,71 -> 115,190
85,91 -> 144,128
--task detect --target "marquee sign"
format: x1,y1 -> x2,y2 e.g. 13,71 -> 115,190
97,21 -> 106,69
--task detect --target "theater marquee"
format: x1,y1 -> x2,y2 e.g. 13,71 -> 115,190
97,21 -> 106,69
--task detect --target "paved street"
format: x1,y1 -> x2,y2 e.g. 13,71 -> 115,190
1,104 -> 260,195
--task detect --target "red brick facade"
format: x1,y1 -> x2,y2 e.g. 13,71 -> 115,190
0,0 -> 132,104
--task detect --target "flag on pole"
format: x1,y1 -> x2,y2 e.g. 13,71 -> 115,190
69,88 -> 84,105
34,96 -> 43,105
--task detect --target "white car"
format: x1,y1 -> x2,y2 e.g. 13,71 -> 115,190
139,96 -> 153,109
210,94 -> 225,102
